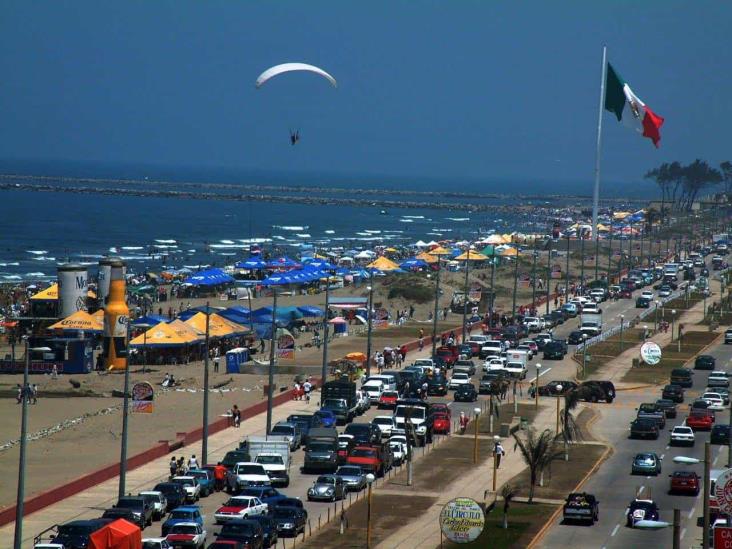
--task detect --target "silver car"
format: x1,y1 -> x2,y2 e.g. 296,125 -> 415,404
335,465 -> 367,491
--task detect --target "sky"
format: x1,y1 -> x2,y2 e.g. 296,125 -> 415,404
0,1 -> 730,192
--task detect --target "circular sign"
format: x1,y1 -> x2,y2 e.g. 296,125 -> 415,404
640,342 -> 662,365
439,497 -> 485,544
714,468 -> 732,515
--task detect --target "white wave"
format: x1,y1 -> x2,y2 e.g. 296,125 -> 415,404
364,230 -> 382,234
210,244 -> 245,249
184,264 -> 210,269
216,252 -> 237,256
0,262 -> 19,266
154,245 -> 178,249
122,246 -> 144,250
26,250 -> 48,255
2,275 -> 21,280
25,271 -> 46,276
77,254 -> 104,259
188,249 -> 196,253
399,219 -> 414,223
296,234 -> 311,238
446,217 -> 470,221
272,236 -> 287,241
109,247 -> 118,253
324,230 -> 335,234
32,256 -> 55,261
220,239 -> 235,244
155,239 -> 177,244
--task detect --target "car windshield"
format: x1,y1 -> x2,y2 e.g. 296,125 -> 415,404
308,443 -> 333,452
222,522 -> 256,534
116,499 -> 140,508
170,524 -> 197,535
374,418 -> 392,425
632,501 -> 656,510
225,497 -> 251,506
635,454 -> 656,462
237,465 -> 265,475
271,426 -> 293,435
274,508 -> 297,518
351,449 -> 376,458
337,467 -> 362,476
190,471 -> 207,479
59,525 -> 95,535
170,511 -> 194,519
174,479 -> 194,486
656,400 -> 673,406
257,455 -> 283,464
316,477 -> 335,485
638,404 -> 658,412
382,392 -> 399,398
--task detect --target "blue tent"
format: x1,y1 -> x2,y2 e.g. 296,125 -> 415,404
261,272 -> 294,286
184,268 -> 234,286
132,315 -> 167,327
303,260 -> 336,270
298,305 -> 324,317
236,257 -> 267,270
266,256 -> 301,269
175,309 -> 199,321
218,308 -> 251,325
227,305 -> 251,315
252,306 -> 303,321
400,258 -> 429,269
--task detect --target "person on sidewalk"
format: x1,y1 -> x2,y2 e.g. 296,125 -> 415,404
213,463 -> 227,491
231,404 -> 241,428
188,454 -> 199,470
494,440 -> 505,468
303,379 -> 312,403
459,411 -> 469,435
169,457 -> 177,479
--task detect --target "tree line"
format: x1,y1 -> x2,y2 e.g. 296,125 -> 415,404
644,159 -> 732,213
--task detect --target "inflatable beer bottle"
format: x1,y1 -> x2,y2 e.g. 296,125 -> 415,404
103,259 -> 129,371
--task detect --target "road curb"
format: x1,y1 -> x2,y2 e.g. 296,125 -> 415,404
526,440 -> 613,549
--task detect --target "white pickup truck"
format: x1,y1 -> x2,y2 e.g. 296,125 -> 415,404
580,313 -> 603,338
226,462 -> 272,493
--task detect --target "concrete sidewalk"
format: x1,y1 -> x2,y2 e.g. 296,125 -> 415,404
3,395 -> 316,546
375,403 -> 557,549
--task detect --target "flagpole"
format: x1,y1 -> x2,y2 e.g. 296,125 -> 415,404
591,45 -> 608,242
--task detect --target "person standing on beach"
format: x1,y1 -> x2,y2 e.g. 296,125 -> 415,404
169,457 -> 177,478
188,454 -> 199,470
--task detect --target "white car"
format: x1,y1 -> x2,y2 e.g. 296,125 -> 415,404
412,358 -> 435,368
165,523 -> 207,548
171,476 -> 200,502
139,490 -> 167,521
701,392 -> 725,411
362,380 -> 385,402
658,286 -> 673,297
214,495 -> 268,523
580,302 -> 601,314
708,372 -> 730,388
589,288 -> 606,302
371,415 -> 397,438
669,425 -> 695,446
142,539 -> 171,549
448,373 -> 472,390
523,317 -> 542,331
484,358 -> 506,373
356,390 -> 371,413
641,290 -> 654,300
229,462 -> 272,491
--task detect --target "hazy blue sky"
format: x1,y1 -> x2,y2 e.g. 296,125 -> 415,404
0,1 -> 729,189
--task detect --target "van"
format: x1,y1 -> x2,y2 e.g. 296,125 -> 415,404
670,368 -> 693,388
505,361 -> 527,379
479,341 -> 504,359
365,375 -> 396,392
361,380 -> 385,402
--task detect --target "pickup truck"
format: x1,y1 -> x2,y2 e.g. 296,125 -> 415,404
562,492 -> 599,524
245,436 -> 291,487
580,313 -> 603,337
187,469 -> 214,497
636,403 -> 666,429
321,398 -> 354,425
346,444 -> 393,477
171,476 -> 201,503
304,427 -> 339,473
321,380 -> 359,423
394,399 -> 432,447
225,463 -> 272,493
112,495 -> 153,527
139,490 -> 167,521
434,346 -> 459,369
165,522 -> 207,548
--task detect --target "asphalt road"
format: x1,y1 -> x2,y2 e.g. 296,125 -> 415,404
137,268 -> 684,544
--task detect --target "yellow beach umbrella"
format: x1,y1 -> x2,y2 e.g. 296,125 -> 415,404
429,246 -> 451,256
48,310 -> 104,332
415,251 -> 438,263
366,256 -> 401,271
130,322 -> 198,347
455,250 -> 488,261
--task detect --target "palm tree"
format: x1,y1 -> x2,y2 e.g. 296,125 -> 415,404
559,388 -> 584,461
680,159 -> 722,211
500,482 -> 519,529
512,427 -> 563,503
720,161 -> 732,198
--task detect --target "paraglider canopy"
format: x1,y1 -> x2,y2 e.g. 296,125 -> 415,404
256,63 -> 338,88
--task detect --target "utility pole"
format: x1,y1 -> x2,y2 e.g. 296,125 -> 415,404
564,234 -> 570,298
703,442 -> 711,549
321,274 -> 331,384
266,288 -> 278,434
531,248 -> 538,308
511,249 -> 520,316
545,240 -> 552,315
366,271 -> 374,376
12,338 -> 30,549
462,252 -> 470,342
579,232 -> 585,289
201,304 -> 211,466
118,319 -> 131,500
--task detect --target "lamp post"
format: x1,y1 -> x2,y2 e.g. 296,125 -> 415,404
643,325 -> 649,341
594,234 -> 600,281
555,384 -> 563,434
201,302 -> 211,466
581,334 -> 588,379
321,271 -> 331,384
266,287 -> 278,434
654,300 -> 660,331
619,314 -> 624,351
473,406 -> 481,464
534,363 -> 541,409
511,249 -> 520,317
462,251 -> 471,343
366,473 -> 375,549
12,337 -> 30,549
118,313 -> 131,501
545,243 -> 552,315
565,234 -> 570,299
531,248 -> 538,308
703,442 -> 711,549
492,435 -> 501,492
366,274 -> 374,377
580,231 -> 586,289
671,309 -> 677,342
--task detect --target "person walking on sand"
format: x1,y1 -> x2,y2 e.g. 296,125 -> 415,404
188,454 -> 199,470
494,440 -> 506,468
418,337 -> 424,352
31,384 -> 38,404
169,457 -> 178,479
232,405 -> 241,428
303,379 -> 312,403
459,411 -> 469,435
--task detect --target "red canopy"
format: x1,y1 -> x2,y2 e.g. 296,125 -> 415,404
88,519 -> 141,549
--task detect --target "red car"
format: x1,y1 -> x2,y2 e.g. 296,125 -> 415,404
465,340 -> 481,356
432,413 -> 451,435
378,391 -> 399,409
619,288 -> 633,299
669,471 -> 700,495
686,412 -> 714,431
482,328 -> 503,339
431,403 -> 452,419
347,445 -> 386,477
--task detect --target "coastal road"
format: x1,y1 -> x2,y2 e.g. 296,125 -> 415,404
540,326 -> 730,549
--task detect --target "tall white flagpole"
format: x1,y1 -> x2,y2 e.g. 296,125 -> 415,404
592,45 -> 608,244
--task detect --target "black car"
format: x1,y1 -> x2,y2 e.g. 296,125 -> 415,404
271,506 -> 307,537
626,498 -> 659,527
454,384 -> 478,402
549,310 -> 565,325
670,369 -> 693,389
578,380 -> 615,403
217,519 -> 265,548
635,297 -> 651,308
711,424 -> 731,445
113,496 -> 153,528
276,497 -> 308,518
535,380 -> 577,397
50,519 -> 114,549
567,331 -> 584,345
694,355 -> 716,370
223,450 -> 252,469
426,376 -> 449,396
543,341 -> 566,360
629,418 -> 659,439
655,399 -> 677,419
248,514 -> 279,548
343,423 -> 381,445
286,414 -> 324,446
725,329 -> 732,345
101,507 -> 146,530
661,384 -> 684,403
153,482 -> 187,511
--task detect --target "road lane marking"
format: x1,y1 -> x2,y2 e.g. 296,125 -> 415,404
660,454 -> 665,460
688,507 -> 695,519
681,527 -> 687,539
611,524 -> 620,537
665,445 -> 670,450
537,367 -> 552,378
714,455 -> 720,465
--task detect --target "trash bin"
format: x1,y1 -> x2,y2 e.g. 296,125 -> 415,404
520,418 -> 528,430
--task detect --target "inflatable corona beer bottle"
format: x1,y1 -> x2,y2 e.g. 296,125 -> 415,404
103,259 -> 129,371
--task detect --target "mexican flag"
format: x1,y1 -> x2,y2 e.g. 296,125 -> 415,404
604,63 -> 664,148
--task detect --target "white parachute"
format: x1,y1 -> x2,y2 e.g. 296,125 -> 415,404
255,63 -> 337,89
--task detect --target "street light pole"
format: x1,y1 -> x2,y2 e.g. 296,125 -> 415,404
12,337 -> 30,549
580,232 -> 585,289
118,317 -> 131,500
619,315 -> 624,351
492,435 -> 500,492
201,303 -> 211,466
266,288 -> 278,434
703,442 -> 711,549
473,407 -> 481,464
671,310 -> 676,343
654,301 -> 660,332
511,249 -> 520,317
366,473 -> 375,549
582,335 -> 588,379
545,242 -> 552,315
431,260 -> 442,358
321,274 -> 331,384
531,249 -> 538,308
366,272 -> 374,377
565,235 -> 570,299
462,253 -> 470,343
534,363 -> 541,409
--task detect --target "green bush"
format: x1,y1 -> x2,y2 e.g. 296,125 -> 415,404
388,282 -> 433,303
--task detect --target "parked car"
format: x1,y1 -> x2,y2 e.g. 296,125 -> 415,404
426,376 -> 449,396
164,522 -> 207,548
655,399 -> 677,419
139,491 -> 167,521
270,422 -> 302,451
626,498 -> 660,527
711,424 -> 731,445
629,418 -> 659,440
432,413 -> 451,434
216,519 -> 265,548
334,465 -> 367,492
239,487 -> 288,509
669,471 -> 700,496
725,328 -> 732,344
214,496 -> 268,524
454,384 -> 479,402
448,373 -> 472,390
695,355 -> 716,370
153,482 -> 188,512
378,390 -> 399,409
669,426 -> 695,447
161,506 -> 204,537
46,519 -> 114,549
567,331 -> 584,345
662,384 -> 684,403
187,469 -> 214,497
271,506 -> 307,538
113,495 -> 154,528
247,514 -> 279,548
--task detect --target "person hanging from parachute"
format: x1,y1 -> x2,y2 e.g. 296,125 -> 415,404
255,63 -> 337,146
289,129 -> 300,146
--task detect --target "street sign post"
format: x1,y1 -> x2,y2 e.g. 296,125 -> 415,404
439,497 -> 485,544
715,526 -> 732,549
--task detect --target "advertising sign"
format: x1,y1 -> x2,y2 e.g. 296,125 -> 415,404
439,497 -> 485,544
374,307 -> 389,329
277,330 -> 295,360
640,342 -> 662,365
714,469 -> 732,516
715,527 -> 732,549
132,381 -> 154,413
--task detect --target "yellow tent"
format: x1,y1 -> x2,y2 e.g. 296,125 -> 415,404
597,223 -> 611,232
48,310 -> 104,332
415,251 -> 438,263
366,256 -> 401,271
613,211 -> 631,220
384,247 -> 398,253
499,247 -> 519,257
92,309 -> 104,319
502,234 -> 514,243
129,322 -> 200,347
455,250 -> 489,261
169,319 -> 205,340
30,283 -> 96,301
185,312 -> 248,338
429,246 -> 452,256
483,234 -> 506,245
